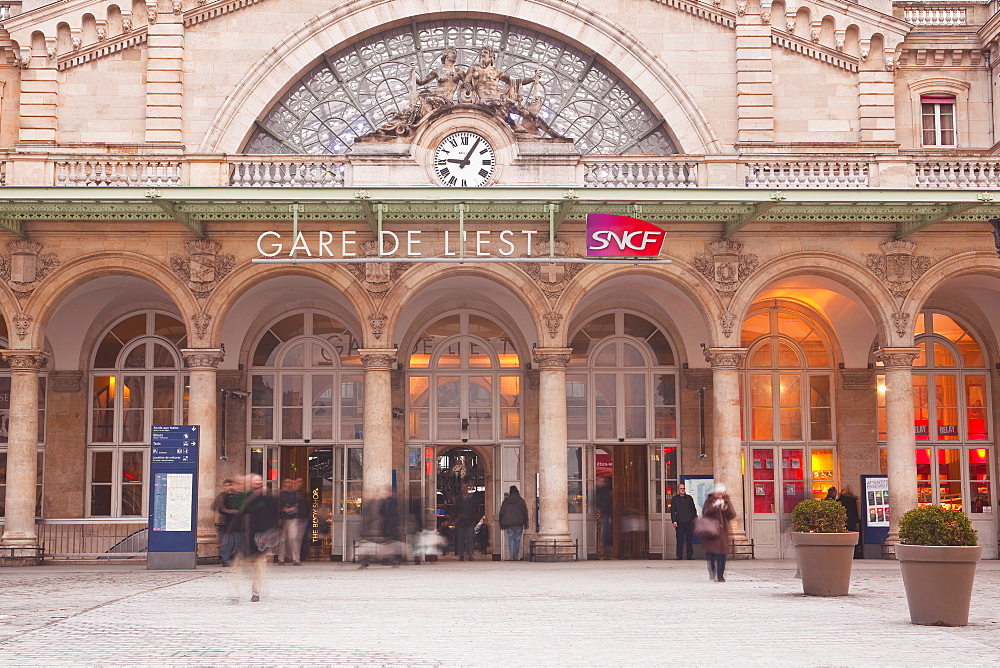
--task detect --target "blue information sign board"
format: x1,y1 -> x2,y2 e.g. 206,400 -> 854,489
148,425 -> 199,565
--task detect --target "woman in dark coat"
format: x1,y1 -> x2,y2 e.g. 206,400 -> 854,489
837,486 -> 862,558
701,483 -> 736,582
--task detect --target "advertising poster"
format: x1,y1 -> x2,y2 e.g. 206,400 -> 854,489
865,477 -> 890,527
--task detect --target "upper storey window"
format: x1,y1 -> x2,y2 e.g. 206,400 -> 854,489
921,95 -> 956,147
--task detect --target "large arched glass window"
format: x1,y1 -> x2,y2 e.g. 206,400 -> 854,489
88,311 -> 188,517
245,19 -> 678,156
405,313 -> 521,443
741,304 -> 836,515
877,311 -> 992,515
248,311 -> 363,444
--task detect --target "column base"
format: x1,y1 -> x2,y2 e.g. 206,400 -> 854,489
729,527 -> 755,560
0,546 -> 43,566
529,534 -> 578,562
196,531 -> 220,564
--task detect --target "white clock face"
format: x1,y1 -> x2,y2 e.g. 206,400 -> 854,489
434,131 -> 496,187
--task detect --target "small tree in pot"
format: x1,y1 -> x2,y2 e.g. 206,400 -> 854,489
790,499 -> 857,596
897,505 -> 980,626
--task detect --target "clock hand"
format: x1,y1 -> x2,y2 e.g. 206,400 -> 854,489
459,137 -> 480,167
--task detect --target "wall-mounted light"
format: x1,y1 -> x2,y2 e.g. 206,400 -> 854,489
461,418 -> 469,443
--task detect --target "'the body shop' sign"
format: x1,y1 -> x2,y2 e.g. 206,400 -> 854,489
586,214 -> 665,257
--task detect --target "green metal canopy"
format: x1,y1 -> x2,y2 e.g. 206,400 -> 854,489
0,186 -> 997,240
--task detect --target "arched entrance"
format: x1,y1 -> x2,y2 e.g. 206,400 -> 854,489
565,310 -> 681,559
403,311 -> 524,560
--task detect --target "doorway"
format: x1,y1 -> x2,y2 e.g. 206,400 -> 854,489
595,445 -> 648,559
435,447 -> 487,557
275,446 -> 336,560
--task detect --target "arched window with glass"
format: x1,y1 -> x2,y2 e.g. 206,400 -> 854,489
741,303 -> 837,558
88,311 -> 188,517
565,311 -> 680,559
876,311 -> 993,519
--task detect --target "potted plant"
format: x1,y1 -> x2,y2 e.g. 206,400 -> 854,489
896,505 -> 981,626
790,499 -> 857,596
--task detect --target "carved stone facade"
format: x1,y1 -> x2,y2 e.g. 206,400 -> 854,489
0,241 -> 60,301
346,241 -> 410,298
169,240 -> 235,299
864,241 -> 932,300
692,240 -> 759,297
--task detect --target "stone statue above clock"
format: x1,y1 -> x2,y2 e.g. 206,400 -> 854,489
365,44 -> 558,139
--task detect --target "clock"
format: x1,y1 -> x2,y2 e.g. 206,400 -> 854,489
433,131 -> 496,187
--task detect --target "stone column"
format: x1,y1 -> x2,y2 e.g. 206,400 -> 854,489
0,350 -> 47,561
181,348 -> 224,553
875,347 -> 920,545
532,348 -> 574,559
359,349 -> 396,537
705,348 -> 748,541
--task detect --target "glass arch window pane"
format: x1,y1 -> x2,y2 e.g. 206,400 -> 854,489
248,20 -> 676,157
914,341 -> 927,367
741,313 -> 770,346
957,332 -> 984,367
593,343 -> 616,367
282,343 -> 305,367
646,329 -> 674,365
93,333 -> 123,369
313,314 -> 346,336
931,313 -> 964,342
427,315 -> 462,339
777,342 -> 801,368
582,314 -> 616,342
253,330 -> 282,367
777,312 -> 812,340
932,342 -> 955,368
154,314 -> 186,345
468,315 -> 503,340
468,341 -> 493,369
152,343 -> 176,369
623,314 -> 656,340
622,343 -> 644,368
437,341 -> 461,369
801,331 -> 829,367
123,344 -> 146,369
271,314 -> 305,342
112,315 -> 146,346
749,341 -> 772,368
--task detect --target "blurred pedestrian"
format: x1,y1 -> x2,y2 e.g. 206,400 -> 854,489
498,485 -> 529,560
455,485 -> 479,561
277,478 -> 307,565
700,483 -> 735,583
211,478 -> 240,566
824,486 -> 838,502
670,483 -> 697,560
837,486 -> 862,558
234,474 -> 279,602
380,489 -> 403,566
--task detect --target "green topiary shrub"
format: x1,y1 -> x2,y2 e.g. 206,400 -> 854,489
898,505 -> 979,546
791,499 -> 849,533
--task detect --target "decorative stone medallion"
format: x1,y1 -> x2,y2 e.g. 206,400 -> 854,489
518,240 -> 581,303
692,240 -> 759,297
346,241 -> 409,298
864,241 -> 931,300
0,240 -> 61,301
169,240 -> 235,299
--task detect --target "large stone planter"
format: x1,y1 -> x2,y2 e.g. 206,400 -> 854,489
896,543 -> 982,627
791,532 -> 858,596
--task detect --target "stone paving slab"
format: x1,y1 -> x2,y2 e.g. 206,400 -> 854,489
1,559 -> 999,666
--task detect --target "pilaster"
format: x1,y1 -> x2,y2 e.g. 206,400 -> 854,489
18,64 -> 59,145
145,1 -> 185,144
736,15 -> 774,143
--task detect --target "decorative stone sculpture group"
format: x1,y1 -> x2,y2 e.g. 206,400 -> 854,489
369,45 -> 557,138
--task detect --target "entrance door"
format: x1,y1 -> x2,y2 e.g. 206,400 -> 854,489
749,446 -> 806,558
276,446 -> 334,560
590,445 -> 648,559
435,447 -> 486,557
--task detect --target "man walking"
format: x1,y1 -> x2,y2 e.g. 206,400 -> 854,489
670,483 -> 697,560
455,485 -> 479,561
498,485 -> 529,560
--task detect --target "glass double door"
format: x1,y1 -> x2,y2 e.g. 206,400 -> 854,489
748,446 -> 836,558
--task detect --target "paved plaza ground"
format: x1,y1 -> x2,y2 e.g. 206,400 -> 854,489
1,557 -> 999,666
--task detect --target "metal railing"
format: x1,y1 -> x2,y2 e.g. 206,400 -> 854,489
36,519 -> 148,559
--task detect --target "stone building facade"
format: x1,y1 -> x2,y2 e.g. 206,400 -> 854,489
0,0 -> 999,562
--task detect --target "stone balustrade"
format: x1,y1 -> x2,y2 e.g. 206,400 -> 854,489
55,159 -> 182,186
903,8 -> 968,25
915,160 -> 1000,187
229,158 -> 347,187
582,158 -> 698,188
745,160 -> 870,188
0,153 -> 998,189
0,1 -> 21,21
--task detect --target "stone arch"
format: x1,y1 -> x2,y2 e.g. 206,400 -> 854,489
22,253 -> 199,351
729,251 -> 897,348
556,261 -> 724,346
202,262 -> 376,345
904,251 -> 1000,321
199,0 -> 723,155
383,262 -> 549,346
0,281 -> 21,343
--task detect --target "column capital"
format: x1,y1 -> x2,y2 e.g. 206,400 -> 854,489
703,347 -> 747,369
180,347 -> 225,370
0,349 -> 48,370
532,347 -> 572,370
874,347 -> 921,369
359,348 -> 398,370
